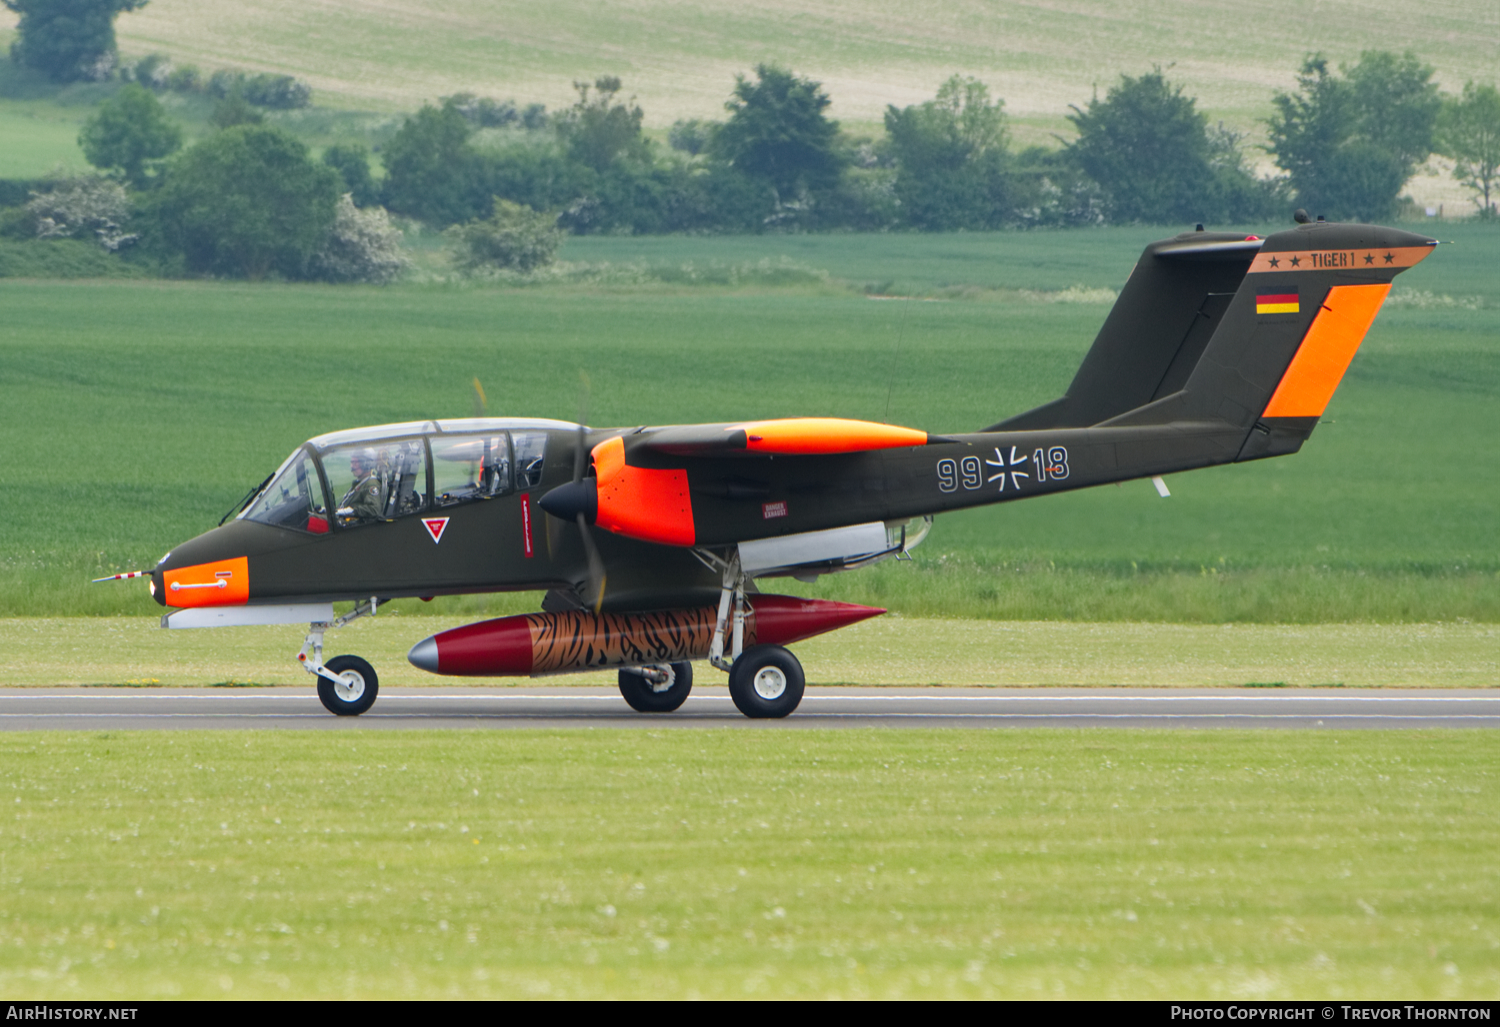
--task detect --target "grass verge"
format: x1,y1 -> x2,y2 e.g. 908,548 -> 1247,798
1,729 -> 1495,998
1,617 -> 1494,688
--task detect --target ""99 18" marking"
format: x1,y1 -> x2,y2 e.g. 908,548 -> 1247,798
937,446 -> 1068,494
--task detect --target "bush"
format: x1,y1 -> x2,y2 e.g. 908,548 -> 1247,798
309,194 -> 409,284
206,68 -> 241,98
165,64 -> 201,93
241,73 -> 311,110
25,171 -> 135,250
132,52 -> 171,89
446,199 -> 562,273
444,93 -> 519,129
205,68 -> 311,108
0,238 -> 146,278
668,119 -> 714,156
209,93 -> 264,129
151,124 -> 341,279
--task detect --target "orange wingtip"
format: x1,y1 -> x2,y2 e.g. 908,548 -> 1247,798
163,556 -> 249,608
735,418 -> 928,455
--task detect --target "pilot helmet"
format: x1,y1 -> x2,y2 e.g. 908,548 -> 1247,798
350,447 -> 378,474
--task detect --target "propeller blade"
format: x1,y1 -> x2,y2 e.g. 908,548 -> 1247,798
576,513 -> 607,614
471,377 -> 487,418
573,370 -> 591,483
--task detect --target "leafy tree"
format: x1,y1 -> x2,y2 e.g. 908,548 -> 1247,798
1267,51 -> 1440,222
4,0 -> 147,82
1066,70 -> 1219,224
1438,82 -> 1500,217
78,82 -> 182,188
152,124 -> 341,279
712,64 -> 845,204
446,198 -> 562,273
885,75 -> 1011,230
557,76 -> 650,172
380,100 -> 488,225
322,143 -> 379,208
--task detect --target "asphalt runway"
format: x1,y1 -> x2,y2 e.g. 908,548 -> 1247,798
2,686 -> 1498,730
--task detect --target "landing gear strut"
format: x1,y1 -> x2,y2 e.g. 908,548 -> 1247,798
701,551 -> 805,718
299,598 -> 381,716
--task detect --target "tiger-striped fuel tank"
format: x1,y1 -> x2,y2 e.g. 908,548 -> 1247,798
406,595 -> 884,677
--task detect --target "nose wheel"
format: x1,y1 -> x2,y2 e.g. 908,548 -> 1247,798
317,655 -> 379,716
298,600 -> 383,716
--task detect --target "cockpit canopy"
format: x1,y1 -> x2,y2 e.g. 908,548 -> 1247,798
241,419 -> 571,534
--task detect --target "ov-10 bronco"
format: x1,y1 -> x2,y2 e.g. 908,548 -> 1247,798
107,218 -> 1436,718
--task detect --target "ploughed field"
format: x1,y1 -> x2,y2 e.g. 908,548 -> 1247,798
2,227 -> 1495,623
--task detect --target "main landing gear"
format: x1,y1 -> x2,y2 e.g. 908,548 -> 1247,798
299,598 -> 381,716
618,661 -> 693,712
613,552 -> 807,718
707,550 -> 804,719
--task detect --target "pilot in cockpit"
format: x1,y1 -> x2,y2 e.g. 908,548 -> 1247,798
341,448 -> 385,523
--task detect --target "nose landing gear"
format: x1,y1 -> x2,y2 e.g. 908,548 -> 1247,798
318,655 -> 379,716
298,598 -> 382,716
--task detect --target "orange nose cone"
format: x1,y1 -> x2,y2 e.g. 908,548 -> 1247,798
162,556 -> 249,608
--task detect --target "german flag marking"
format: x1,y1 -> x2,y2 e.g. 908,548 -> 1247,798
1256,290 -> 1299,315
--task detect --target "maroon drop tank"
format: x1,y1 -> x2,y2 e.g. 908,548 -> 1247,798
406,595 -> 885,677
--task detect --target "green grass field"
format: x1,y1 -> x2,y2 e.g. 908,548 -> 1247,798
2,729 -> 1495,999
1,227 -> 1496,621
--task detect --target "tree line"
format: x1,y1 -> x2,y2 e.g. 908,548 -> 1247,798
3,0 -> 1498,281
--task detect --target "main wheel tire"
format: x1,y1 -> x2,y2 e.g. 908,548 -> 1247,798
317,655 -> 379,716
727,645 -> 805,719
618,661 -> 693,713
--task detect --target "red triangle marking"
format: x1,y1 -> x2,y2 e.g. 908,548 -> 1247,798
422,517 -> 450,544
